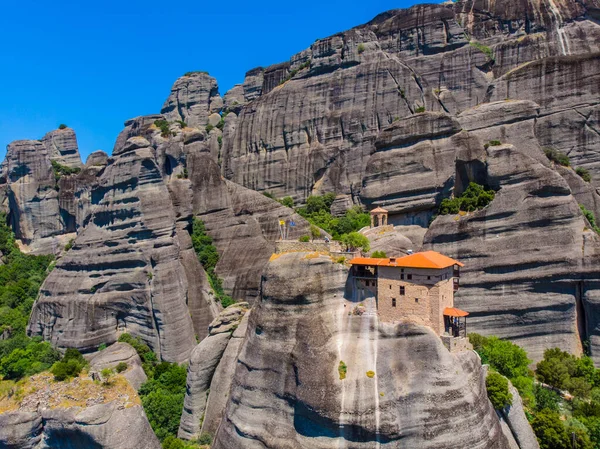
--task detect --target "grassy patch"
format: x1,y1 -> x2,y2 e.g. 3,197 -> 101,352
469,40 -> 494,61
338,361 -> 347,380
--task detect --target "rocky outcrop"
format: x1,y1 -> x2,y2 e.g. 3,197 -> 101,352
28,136 -> 199,362
87,342 -> 147,390
3,139 -> 63,254
498,382 -> 540,449
219,0 -> 600,203
0,403 -> 160,449
189,152 -> 312,301
41,127 -> 83,168
178,303 -> 248,440
161,72 -> 223,128
213,252 -> 509,448
425,140 -> 600,362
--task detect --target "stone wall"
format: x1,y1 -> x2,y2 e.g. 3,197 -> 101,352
442,336 -> 473,353
274,240 -> 331,254
376,266 -> 455,334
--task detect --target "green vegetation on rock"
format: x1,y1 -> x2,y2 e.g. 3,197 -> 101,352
486,372 -> 512,409
438,182 -> 495,215
191,218 -> 235,308
471,333 -> 600,448
544,147 -> 571,167
51,348 -> 88,381
340,232 -> 370,252
51,160 -> 81,182
469,40 -> 494,61
577,167 -> 592,183
371,250 -> 387,258
139,362 -> 188,442
58,124 -> 68,130
580,204 -> 600,234
0,213 -> 56,381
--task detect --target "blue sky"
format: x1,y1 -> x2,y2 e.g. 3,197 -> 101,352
0,0 -> 427,161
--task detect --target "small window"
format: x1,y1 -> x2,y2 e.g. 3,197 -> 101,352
392,298 -> 396,307
407,274 -> 412,280
400,286 -> 405,296
389,285 -> 392,289
400,274 -> 404,280
401,269 -> 404,273
427,276 -> 431,280
415,298 -> 419,303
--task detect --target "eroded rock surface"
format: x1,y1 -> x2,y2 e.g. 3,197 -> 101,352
213,252 -> 508,448
28,136 -> 198,362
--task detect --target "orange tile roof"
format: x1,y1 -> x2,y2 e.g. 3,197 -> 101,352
349,251 -> 464,269
443,307 -> 469,317
370,207 -> 388,214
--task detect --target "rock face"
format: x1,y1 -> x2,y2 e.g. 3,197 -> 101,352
212,252 -> 508,448
3,139 -> 63,253
178,303 -> 248,440
189,152 -> 312,301
161,72 -> 223,128
0,403 -> 160,449
28,136 -> 200,362
42,127 -> 83,168
219,0 -> 600,203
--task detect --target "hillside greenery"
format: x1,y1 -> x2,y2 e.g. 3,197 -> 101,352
0,213 -> 57,381
51,160 -> 81,182
191,218 -> 235,308
438,182 -> 495,215
471,333 -> 600,448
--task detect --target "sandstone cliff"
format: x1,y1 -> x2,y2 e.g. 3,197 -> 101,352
210,252 -> 508,448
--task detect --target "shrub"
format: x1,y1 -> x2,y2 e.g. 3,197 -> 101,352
544,147 -> 571,167
51,357 -> 85,381
64,239 -> 74,251
116,362 -> 128,373
262,191 -> 276,200
469,40 -> 494,61
338,361 -> 347,380
439,182 -> 496,215
98,343 -> 107,351
580,204 -> 600,234
310,225 -> 321,240
154,120 -> 175,138
58,124 -> 67,130
489,140 -> 502,146
280,196 -> 294,208
175,120 -> 187,128
486,372 -> 512,409
357,43 -> 365,54
183,71 -> 209,76
371,251 -> 387,258
197,433 -> 213,445
299,235 -> 310,242
531,410 -> 571,449
51,160 -> 81,182
205,124 -> 214,133
577,167 -> 592,183
415,106 -> 426,113
340,232 -> 370,252
478,336 -> 531,379
335,256 -> 346,264
535,384 -> 561,412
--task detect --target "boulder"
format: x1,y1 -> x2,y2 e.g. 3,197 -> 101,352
88,342 -> 147,390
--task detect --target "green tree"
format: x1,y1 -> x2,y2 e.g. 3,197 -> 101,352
478,336 -> 531,379
371,251 -> 387,258
280,196 -> 294,208
532,410 -> 570,449
341,232 -> 370,252
486,372 -> 512,410
535,384 -> 561,412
